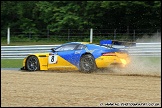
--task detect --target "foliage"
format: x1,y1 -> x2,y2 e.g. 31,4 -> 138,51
1,1 -> 161,40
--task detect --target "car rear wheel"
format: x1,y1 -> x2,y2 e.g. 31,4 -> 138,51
26,55 -> 40,71
79,54 -> 97,73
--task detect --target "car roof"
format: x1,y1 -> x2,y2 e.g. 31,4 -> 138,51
69,42 -> 90,44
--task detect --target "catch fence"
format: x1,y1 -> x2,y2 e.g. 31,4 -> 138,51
1,28 -> 161,43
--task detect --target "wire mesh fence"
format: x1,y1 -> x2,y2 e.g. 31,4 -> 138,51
1,28 -> 161,43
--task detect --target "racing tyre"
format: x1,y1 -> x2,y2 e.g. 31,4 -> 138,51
79,54 -> 97,73
26,55 -> 40,71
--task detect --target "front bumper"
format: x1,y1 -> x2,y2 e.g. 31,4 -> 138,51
20,66 -> 26,70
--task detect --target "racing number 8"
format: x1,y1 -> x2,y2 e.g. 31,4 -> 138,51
49,55 -> 57,64
51,56 -> 54,62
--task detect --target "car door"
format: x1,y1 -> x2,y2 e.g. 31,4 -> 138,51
47,44 -> 79,70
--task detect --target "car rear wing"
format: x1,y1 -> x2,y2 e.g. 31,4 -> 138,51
100,40 -> 136,47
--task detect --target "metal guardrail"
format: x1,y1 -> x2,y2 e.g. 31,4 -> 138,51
1,43 -> 161,59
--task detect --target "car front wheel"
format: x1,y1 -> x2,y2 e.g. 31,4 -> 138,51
26,55 -> 40,71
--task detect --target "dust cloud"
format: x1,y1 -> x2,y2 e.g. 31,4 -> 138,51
96,56 -> 161,77
112,56 -> 161,76
96,32 -> 161,77
136,32 -> 161,43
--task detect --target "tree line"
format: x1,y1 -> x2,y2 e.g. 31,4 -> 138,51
1,1 -> 161,37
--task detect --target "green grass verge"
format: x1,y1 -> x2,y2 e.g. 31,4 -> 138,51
1,59 -> 23,68
131,56 -> 161,64
1,41 -> 66,46
1,38 -> 99,46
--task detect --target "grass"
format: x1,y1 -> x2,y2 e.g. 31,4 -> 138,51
133,56 -> 161,64
1,37 -> 100,46
1,59 -> 23,68
1,41 -> 66,46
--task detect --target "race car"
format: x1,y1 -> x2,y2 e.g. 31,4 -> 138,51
21,40 -> 135,73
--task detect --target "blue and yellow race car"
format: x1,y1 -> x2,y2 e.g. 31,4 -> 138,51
21,40 -> 134,73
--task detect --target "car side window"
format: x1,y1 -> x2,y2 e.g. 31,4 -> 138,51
76,44 -> 86,50
55,44 -> 77,51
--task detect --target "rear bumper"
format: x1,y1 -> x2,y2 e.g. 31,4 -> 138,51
95,55 -> 130,68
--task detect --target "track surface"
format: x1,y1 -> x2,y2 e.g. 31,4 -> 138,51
1,69 -> 161,107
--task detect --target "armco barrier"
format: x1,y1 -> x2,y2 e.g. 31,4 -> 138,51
1,43 -> 161,59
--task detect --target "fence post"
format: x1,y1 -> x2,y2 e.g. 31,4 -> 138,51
7,27 -> 10,45
133,30 -> 135,42
127,26 -> 129,37
68,29 -> 70,41
47,29 -> 49,39
29,30 -> 31,38
114,29 -> 116,40
90,28 -> 93,43
157,29 -> 159,37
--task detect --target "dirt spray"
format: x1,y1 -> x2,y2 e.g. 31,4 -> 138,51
96,32 -> 161,77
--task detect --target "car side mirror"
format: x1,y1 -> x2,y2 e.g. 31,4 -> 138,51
51,48 -> 56,52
